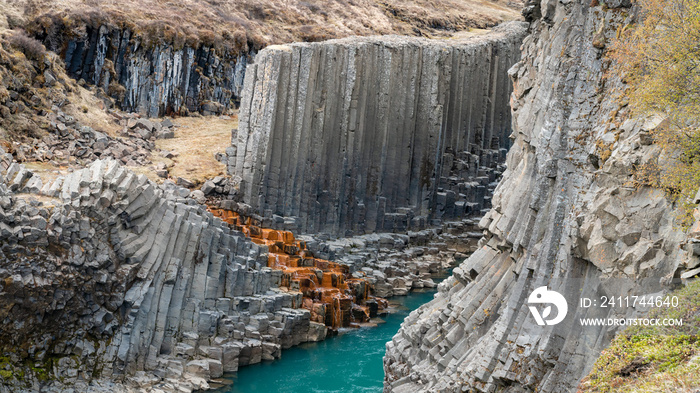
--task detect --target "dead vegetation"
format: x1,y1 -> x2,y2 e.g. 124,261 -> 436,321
7,0 -> 521,53
150,115 -> 235,185
0,24 -> 121,142
7,29 -> 45,60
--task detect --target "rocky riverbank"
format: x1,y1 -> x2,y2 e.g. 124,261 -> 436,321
211,200 -> 482,301
299,220 -> 480,297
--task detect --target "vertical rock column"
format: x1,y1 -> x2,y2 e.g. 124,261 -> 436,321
229,22 -> 528,236
37,24 -> 254,117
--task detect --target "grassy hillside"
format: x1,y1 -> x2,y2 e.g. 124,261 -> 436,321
5,0 -> 521,52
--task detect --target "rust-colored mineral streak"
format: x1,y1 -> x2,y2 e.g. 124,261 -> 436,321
210,208 -> 386,330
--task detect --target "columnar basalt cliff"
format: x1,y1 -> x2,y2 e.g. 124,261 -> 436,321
384,1 -> 699,392
228,23 -> 527,236
32,24 -> 253,117
7,1 -> 700,391
0,154 -> 327,392
19,0 -> 523,119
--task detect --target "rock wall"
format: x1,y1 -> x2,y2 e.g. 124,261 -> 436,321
384,2 -> 699,392
35,25 -> 254,117
0,153 -> 325,393
228,22 -> 527,236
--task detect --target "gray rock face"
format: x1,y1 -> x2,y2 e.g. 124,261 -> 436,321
229,23 -> 528,236
0,156 -> 318,392
38,25 -> 254,117
384,2 -> 696,393
297,219 -> 481,299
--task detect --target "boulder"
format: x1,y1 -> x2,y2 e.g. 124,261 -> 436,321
185,360 -> 210,380
201,181 -> 216,195
161,118 -> 175,128
132,119 -> 155,132
176,177 -> 194,188
156,130 -> 175,139
306,322 -> 327,342
191,190 -> 205,203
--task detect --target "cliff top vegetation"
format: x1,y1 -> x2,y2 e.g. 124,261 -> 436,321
3,0 -> 522,53
614,0 -> 700,226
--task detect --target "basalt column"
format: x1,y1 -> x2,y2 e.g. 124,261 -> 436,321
33,24 -> 254,117
229,22 -> 528,236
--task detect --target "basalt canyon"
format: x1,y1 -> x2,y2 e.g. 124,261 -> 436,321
1,0 -> 699,392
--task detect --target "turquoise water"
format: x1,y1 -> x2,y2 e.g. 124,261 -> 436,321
222,280 -> 444,393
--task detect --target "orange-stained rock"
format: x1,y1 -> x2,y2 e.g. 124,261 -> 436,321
209,207 -> 386,330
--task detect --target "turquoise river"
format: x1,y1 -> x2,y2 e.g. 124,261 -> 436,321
219,273 -> 448,393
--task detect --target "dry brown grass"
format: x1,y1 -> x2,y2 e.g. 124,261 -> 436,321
0,1 -> 26,30
63,87 -> 122,137
22,160 -> 68,183
150,114 -> 236,185
11,0 -> 521,53
0,25 -> 121,145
